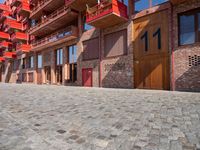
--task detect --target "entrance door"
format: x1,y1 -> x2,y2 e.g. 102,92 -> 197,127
44,66 -> 51,84
134,10 -> 170,90
56,66 -> 62,84
0,65 -> 2,82
82,68 -> 92,87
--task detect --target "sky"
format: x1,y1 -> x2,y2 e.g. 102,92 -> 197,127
0,0 -> 4,3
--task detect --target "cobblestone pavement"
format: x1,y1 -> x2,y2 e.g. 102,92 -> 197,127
0,83 -> 200,150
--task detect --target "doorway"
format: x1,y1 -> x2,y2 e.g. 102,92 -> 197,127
44,66 -> 51,84
82,68 -> 93,87
133,10 -> 170,90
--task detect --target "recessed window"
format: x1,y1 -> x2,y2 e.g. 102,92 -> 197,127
56,49 -> 63,65
29,56 -> 34,68
179,10 -> 200,46
69,45 -> 77,64
37,55 -> 42,69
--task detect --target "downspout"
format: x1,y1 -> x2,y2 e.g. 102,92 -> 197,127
99,29 -> 102,87
170,3 -> 175,91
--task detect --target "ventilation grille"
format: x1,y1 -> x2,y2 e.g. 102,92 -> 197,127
189,55 -> 200,67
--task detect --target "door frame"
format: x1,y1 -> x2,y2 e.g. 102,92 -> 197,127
82,68 -> 93,87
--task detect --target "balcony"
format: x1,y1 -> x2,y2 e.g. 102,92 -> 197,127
11,32 -> 28,42
31,26 -> 78,51
29,6 -> 78,37
65,0 -> 97,11
0,11 -> 10,23
30,0 -> 64,19
170,0 -> 187,4
0,4 -> 10,13
17,2 -> 30,17
86,0 -> 128,28
16,44 -> 31,53
3,51 -> 16,59
0,41 -> 12,49
3,18 -> 23,33
0,57 -> 5,62
11,0 -> 29,7
0,31 -> 10,40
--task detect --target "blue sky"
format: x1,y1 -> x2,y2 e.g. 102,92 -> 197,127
0,0 -> 4,3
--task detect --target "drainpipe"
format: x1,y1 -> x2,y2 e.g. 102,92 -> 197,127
99,29 -> 102,88
170,3 -> 175,91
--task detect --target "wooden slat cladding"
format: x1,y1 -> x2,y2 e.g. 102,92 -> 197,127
83,38 -> 99,61
104,29 -> 127,58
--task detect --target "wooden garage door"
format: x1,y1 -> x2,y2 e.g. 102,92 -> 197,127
133,9 -> 170,90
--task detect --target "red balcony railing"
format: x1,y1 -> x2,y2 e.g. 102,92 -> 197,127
0,4 -> 10,12
0,31 -> 10,40
0,41 -> 12,49
31,0 -> 51,13
86,0 -> 128,28
11,31 -> 28,42
0,57 -> 5,62
0,11 -> 10,23
16,44 -> 31,53
4,18 -> 23,32
32,26 -> 78,50
65,0 -> 97,11
11,0 -> 29,7
17,2 -> 30,17
3,51 -> 16,59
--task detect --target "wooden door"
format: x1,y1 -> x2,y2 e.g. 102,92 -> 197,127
82,68 -> 93,87
56,66 -> 62,84
45,66 -> 51,84
37,69 -> 42,84
133,10 -> 170,90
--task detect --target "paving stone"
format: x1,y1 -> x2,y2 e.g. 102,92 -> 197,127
0,83 -> 200,150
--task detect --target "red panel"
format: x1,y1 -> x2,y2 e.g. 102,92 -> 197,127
86,0 -> 128,23
0,57 -> 5,62
3,51 -> 17,59
82,68 -> 93,87
0,31 -> 10,40
11,31 -> 28,42
0,4 -> 10,12
16,44 -> 31,53
0,41 -> 12,49
4,18 -> 23,31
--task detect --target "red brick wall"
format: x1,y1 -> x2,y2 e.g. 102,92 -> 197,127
173,0 -> 200,91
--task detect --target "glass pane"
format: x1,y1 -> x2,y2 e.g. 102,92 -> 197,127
38,55 -> 42,68
179,14 -> 195,45
135,0 -> 149,13
73,46 -> 77,63
84,23 -> 93,31
198,13 -> 200,31
60,49 -> 63,65
31,56 -> 34,68
152,0 -> 168,6
57,50 -> 60,65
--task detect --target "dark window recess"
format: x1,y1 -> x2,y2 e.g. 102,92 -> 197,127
189,55 -> 200,67
28,73 -> 34,82
22,58 -> 26,69
179,9 -> 200,46
104,29 -> 127,58
83,38 -> 99,60
22,73 -> 27,82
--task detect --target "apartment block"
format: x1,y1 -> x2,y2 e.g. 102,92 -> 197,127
0,0 -> 199,92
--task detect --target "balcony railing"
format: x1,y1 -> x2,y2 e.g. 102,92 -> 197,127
17,2 -> 31,17
11,0 -> 29,7
0,41 -> 12,49
4,18 -> 23,32
3,51 -> 17,59
0,31 -> 10,40
0,11 -> 10,23
31,0 -> 51,13
32,26 -> 78,50
170,0 -> 186,4
11,31 -> 28,42
16,44 -> 31,53
0,4 -> 10,12
29,6 -> 72,34
86,0 -> 128,28
65,0 -> 97,11
0,57 -> 5,62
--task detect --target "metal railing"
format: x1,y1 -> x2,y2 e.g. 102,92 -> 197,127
29,6 -> 70,33
32,26 -> 77,47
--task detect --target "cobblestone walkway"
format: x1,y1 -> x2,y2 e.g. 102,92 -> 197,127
0,83 -> 200,150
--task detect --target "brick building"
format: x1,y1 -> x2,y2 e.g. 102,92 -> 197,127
0,0 -> 199,92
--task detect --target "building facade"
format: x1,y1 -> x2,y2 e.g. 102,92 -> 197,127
0,0 -> 199,92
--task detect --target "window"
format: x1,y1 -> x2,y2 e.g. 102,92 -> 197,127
37,55 -> 42,69
56,49 -> 63,65
69,45 -> 77,64
179,10 -> 200,46
104,30 -> 127,58
83,16 -> 94,31
134,0 -> 168,13
29,56 -> 34,68
83,38 -> 99,60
